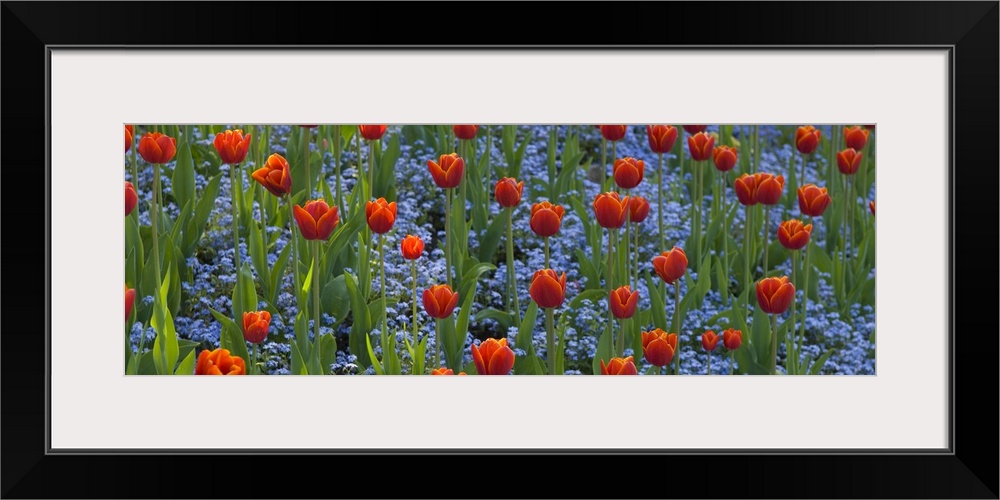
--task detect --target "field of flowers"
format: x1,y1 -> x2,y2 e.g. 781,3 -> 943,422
123,124 -> 876,375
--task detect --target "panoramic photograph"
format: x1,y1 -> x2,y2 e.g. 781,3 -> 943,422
123,124 -> 876,375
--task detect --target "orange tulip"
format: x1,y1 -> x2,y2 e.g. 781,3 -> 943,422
797,183 -> 831,217
641,329 -> 675,368
613,157 -> 644,189
869,200 -> 876,216
495,177 -> 523,208
593,192 -> 629,228
777,219 -> 812,251
430,368 -> 467,375
358,125 -> 387,141
365,197 -> 397,234
733,173 -> 759,206
453,125 -> 478,140
529,269 -> 567,309
836,148 -> 863,175
795,126 -> 821,155
683,125 -> 707,134
293,199 -> 340,240
609,286 -> 639,319
401,234 -> 424,260
756,276 -> 795,315
652,246 -> 687,285
427,153 -> 465,189
712,146 -> 738,172
702,330 -> 720,352
137,132 -> 177,164
647,125 -> 678,154
843,126 -> 870,150
471,338 -> 515,375
754,173 -> 784,205
213,129 -> 252,165
423,284 -> 459,319
687,132 -> 715,161
125,181 -> 138,217
600,356 -> 638,375
251,153 -> 293,197
723,328 -> 743,351
242,310 -> 271,344
599,125 -> 627,141
530,201 -> 565,237
195,348 -> 246,375
125,284 -> 135,322
125,125 -> 133,153
629,196 -> 650,224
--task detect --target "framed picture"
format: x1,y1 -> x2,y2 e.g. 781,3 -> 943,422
4,1 -> 995,498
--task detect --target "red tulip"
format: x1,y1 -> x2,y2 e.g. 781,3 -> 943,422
613,157 -> 644,189
593,192 -> 629,229
777,219 -> 812,250
701,330 -> 720,352
293,199 -> 340,240
529,269 -> 567,309
754,173 -> 784,205
494,177 -> 523,208
401,235 -> 424,260
609,286 -> 639,319
647,125 -> 678,154
712,146 -> 738,172
864,125 -> 876,130
125,181 -> 138,216
195,348 -> 246,375
600,356 -> 638,375
471,338 -> 515,375
734,173 -> 759,206
869,200 -> 876,216
836,148 -> 863,175
125,125 -> 133,153
683,125 -> 707,134
125,284 -> 135,322
213,129 -> 252,165
242,310 -> 271,344
251,154 -> 293,197
430,368 -> 467,375
843,126 -> 870,150
453,125 -> 478,140
723,328 -> 743,351
137,132 -> 177,164
299,125 -> 318,128
427,153 -> 465,189
628,196 -> 650,224
641,329 -> 675,368
797,184 -> 831,217
530,201 -> 565,237
756,276 -> 795,315
652,246 -> 687,285
423,284 -> 459,319
795,126 -> 821,155
599,125 -> 627,142
358,125 -> 387,141
365,198 -> 397,234
687,132 -> 715,161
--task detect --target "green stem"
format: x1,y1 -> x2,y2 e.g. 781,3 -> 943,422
676,140 -> 684,201
707,351 -> 711,375
762,205 -> 771,278
800,152 -> 809,187
286,193 -> 303,337
612,141 -> 617,187
624,189 -> 631,287
544,236 -> 550,270
369,139 -> 377,200
312,239 -> 321,346
334,125 -> 343,214
459,140 -> 467,232
744,204 -> 752,309
616,318 -> 625,362
789,250 -> 798,374
434,319 -> 441,370
485,126 -> 492,226
657,152 -> 665,252
721,173 -> 730,305
798,217 -> 812,371
302,127 -> 312,198
601,138 -> 607,186
546,307 -> 555,375
729,351 -> 735,375
695,160 -> 703,268
769,314 -> 778,375
753,125 -> 760,174
607,229 -> 615,357
841,175 -> 849,304
151,162 -> 162,292
230,163 -> 241,271
633,214 -> 640,290
411,260 -> 419,350
673,280 -> 681,375
445,187 -> 453,287
253,343 -> 260,376
507,208 -> 521,323
379,233 -> 388,371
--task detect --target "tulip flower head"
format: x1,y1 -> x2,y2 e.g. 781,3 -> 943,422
628,196 -> 651,224
599,125 -> 627,142
430,368 -> 467,375
683,125 -> 707,134
754,173 -> 785,206
366,198 -> 397,234
702,331 -> 720,352
641,329 -> 675,368
137,132 -> 177,164
401,235 -> 424,260
530,201 -> 565,237
652,246 -> 688,285
427,153 -> 465,189
125,285 -> 135,322
293,199 -> 340,241
777,219 -> 812,251
687,132 -> 715,161
242,310 -> 271,344
251,153 -> 293,197
213,129 -> 252,165
453,125 -> 478,140
358,125 -> 387,141
593,192 -> 630,229
837,148 -> 863,175
600,356 -> 638,375
712,146 -> 738,172
423,284 -> 459,319
609,286 -> 639,319
195,348 -> 246,375
797,183 -> 831,217
613,157 -> 645,189
843,126 -> 870,150
494,177 -> 523,208
529,269 -> 567,309
471,338 -> 515,375
795,126 -> 821,155
870,200 -> 876,216
734,173 -> 759,206
125,125 -> 133,153
756,276 -> 795,315
125,182 -> 138,217
647,125 -> 678,154
723,328 -> 743,351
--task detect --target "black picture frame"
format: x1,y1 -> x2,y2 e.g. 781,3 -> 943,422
3,2 -> 996,498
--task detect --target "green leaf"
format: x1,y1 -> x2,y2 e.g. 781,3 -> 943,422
345,273 -> 372,368
808,349 -> 836,375
289,337 -> 309,375
475,308 -> 515,331
575,248 -> 601,290
210,307 -> 252,371
173,349 -> 196,375
183,173 -> 222,257
591,327 -> 613,375
458,262 -> 496,307
448,288 -> 478,370
321,274 -> 350,326
150,267 -> 179,375
269,240 -> 293,306
171,140 -> 196,223
365,333 -> 385,375
249,217 -> 270,294
749,301 -> 771,366
477,215 -> 508,263
645,274 -> 668,330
